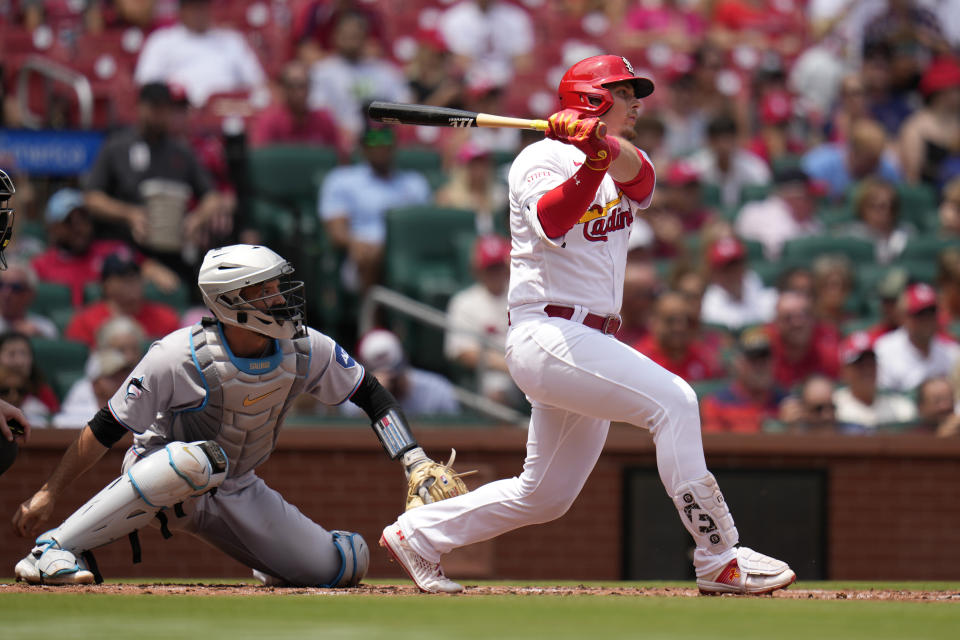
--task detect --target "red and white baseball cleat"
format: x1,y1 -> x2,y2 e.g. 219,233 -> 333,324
697,546 -> 796,595
379,523 -> 463,594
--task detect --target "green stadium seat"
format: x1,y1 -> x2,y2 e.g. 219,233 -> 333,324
780,235 -> 876,264
29,337 -> 89,400
144,280 -> 190,311
896,183 -> 938,232
900,235 -> 960,261
690,378 -> 730,399
740,183 -> 771,204
30,282 -> 72,316
385,205 -> 477,297
248,145 -> 339,203
817,204 -> 855,230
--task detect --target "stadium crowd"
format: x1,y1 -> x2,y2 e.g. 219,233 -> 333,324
1,0 -> 960,436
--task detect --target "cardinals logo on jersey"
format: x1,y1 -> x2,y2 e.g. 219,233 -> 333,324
577,192 -> 633,242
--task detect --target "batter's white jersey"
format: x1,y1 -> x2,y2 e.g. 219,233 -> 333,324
507,138 -> 655,316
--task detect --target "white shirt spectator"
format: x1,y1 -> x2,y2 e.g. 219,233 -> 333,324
0,315 -> 57,339
686,148 -> 771,210
875,328 -> 960,392
445,282 -> 513,398
735,196 -> 824,260
833,386 -> 917,429
308,56 -> 411,137
135,24 -> 266,107
340,367 -> 459,417
438,0 -> 534,87
701,271 -> 778,331
51,378 -> 98,429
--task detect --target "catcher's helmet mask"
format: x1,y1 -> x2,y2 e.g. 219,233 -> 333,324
198,244 -> 307,339
0,170 -> 15,270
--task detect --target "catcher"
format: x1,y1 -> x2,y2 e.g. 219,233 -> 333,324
11,243 -> 467,586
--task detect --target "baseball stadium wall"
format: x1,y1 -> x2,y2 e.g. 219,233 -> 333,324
4,425 -> 959,582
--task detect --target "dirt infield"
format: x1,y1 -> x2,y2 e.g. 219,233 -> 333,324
2,582 -> 958,601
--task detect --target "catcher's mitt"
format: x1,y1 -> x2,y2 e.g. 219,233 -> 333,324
405,449 -> 475,511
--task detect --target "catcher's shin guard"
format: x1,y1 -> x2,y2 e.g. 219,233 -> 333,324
672,473 -> 739,555
324,530 -> 369,587
38,441 -> 227,557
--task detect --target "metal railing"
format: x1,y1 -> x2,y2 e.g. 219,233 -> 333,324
17,55 -> 94,129
359,285 -> 528,427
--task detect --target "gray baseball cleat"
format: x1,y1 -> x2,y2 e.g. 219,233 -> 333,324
15,544 -> 94,585
697,546 -> 796,595
379,523 -> 463,594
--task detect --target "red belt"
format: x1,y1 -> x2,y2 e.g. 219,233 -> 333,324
543,304 -> 622,335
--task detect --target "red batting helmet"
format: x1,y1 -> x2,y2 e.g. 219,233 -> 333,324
558,55 -> 655,116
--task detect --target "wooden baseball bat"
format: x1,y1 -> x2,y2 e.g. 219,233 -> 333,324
367,101 -> 548,131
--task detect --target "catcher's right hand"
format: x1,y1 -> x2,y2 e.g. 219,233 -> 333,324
546,109 -> 611,171
405,449 -> 475,511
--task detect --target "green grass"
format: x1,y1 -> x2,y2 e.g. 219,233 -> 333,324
1,582 -> 958,640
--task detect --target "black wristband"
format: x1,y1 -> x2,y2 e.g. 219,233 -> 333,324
88,407 -> 128,448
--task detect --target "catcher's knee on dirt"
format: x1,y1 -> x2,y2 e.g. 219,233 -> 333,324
323,530 -> 369,587
36,440 -> 228,558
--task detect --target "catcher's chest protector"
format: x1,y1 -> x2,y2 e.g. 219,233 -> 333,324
173,323 -> 310,477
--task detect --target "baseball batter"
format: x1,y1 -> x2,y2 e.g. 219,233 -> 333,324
380,55 -> 796,594
12,244 -> 464,586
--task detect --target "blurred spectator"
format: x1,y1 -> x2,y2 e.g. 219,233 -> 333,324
99,0 -> 176,31
293,0 -> 388,64
449,83 -> 522,155
827,73 -> 873,143
661,73 -> 710,159
862,1 -> 951,77
833,331 -> 916,430
0,260 -> 57,338
618,0 -> 707,55
649,163 -> 716,259
134,0 -> 266,107
31,189 -> 178,307
687,113 -> 771,210
51,348 -> 135,429
437,0 -> 534,89
319,126 -> 431,294
0,331 -> 58,414
435,143 -> 508,235
444,234 -> 518,407
778,374 -> 864,434
308,10 -> 411,144
938,248 -> 960,328
618,262 -> 660,348
249,60 -> 345,152
939,176 -> 960,236
735,166 -> 823,260
897,56 -> 960,186
802,118 -> 900,201
866,266 -> 909,341
810,254 -> 856,332
632,114 -> 670,173
747,90 -> 807,167
634,290 -> 724,382
670,264 -> 731,355
700,236 -> 777,332
876,283 -> 960,392
860,40 -> 915,137
701,327 -> 789,434
776,265 -> 814,297
0,364 -> 48,427
64,254 -> 180,348
95,315 -> 147,365
83,82 -> 231,281
912,376 -> 960,436
405,29 -> 467,110
626,215 -> 655,264
343,329 -> 459,417
842,177 -> 912,264
766,290 -> 841,389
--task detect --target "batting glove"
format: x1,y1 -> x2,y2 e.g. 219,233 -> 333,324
546,109 -> 612,171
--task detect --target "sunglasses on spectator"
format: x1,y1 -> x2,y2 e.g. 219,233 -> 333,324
0,386 -> 26,396
910,307 -> 937,317
0,281 -> 29,293
808,402 -> 835,414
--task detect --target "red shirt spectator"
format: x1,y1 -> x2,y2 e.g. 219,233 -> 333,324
637,334 -> 724,382
765,291 -> 841,389
64,254 -> 180,348
633,290 -> 724,382
250,59 -> 343,150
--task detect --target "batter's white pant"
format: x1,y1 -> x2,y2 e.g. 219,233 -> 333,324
122,449 -> 343,586
398,307 -> 737,575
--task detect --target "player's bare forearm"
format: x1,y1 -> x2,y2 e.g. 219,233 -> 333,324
607,136 -> 643,183
84,190 -> 143,225
40,425 -> 109,498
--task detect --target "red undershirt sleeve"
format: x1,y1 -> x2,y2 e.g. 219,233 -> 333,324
536,163 -> 607,239
613,151 -> 656,204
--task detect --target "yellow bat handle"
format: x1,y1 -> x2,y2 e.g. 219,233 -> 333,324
475,114 -> 549,131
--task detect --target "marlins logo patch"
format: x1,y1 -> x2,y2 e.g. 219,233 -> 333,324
125,376 -> 146,399
334,344 -> 356,369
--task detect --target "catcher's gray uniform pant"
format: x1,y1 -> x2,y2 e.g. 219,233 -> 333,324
122,449 -> 342,586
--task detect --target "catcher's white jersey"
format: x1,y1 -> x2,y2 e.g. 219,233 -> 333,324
108,324 -> 363,449
507,138 -> 654,316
